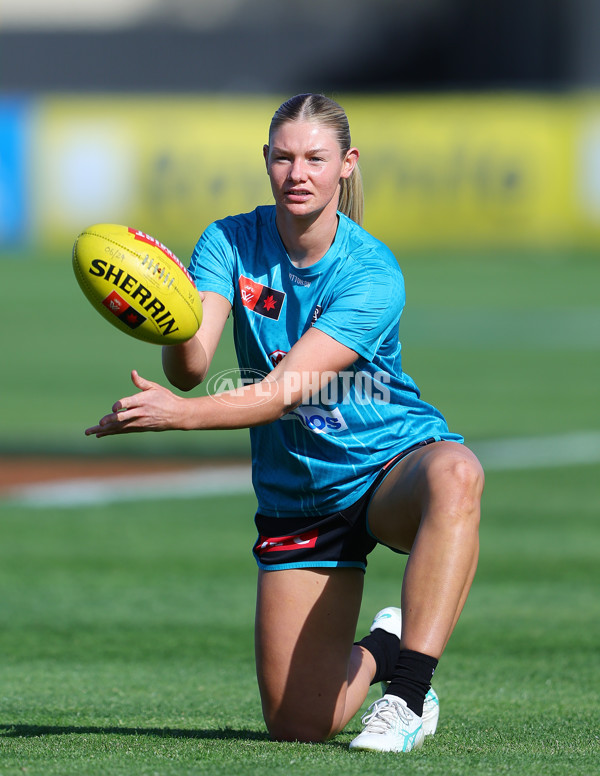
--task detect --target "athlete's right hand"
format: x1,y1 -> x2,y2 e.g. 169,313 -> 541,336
85,369 -> 188,437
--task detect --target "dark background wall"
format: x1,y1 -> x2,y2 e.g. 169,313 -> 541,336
1,0 -> 599,93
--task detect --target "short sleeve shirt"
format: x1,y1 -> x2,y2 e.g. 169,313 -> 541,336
189,206 -> 462,517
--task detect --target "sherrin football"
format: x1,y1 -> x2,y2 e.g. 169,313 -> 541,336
73,224 -> 202,345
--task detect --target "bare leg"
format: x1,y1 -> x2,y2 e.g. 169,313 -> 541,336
254,442 -> 483,742
255,567 -> 376,742
368,441 -> 484,658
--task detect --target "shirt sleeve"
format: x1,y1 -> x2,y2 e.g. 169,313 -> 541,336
312,256 -> 405,361
188,221 -> 236,303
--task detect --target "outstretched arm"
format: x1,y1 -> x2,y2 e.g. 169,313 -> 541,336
85,326 -> 358,437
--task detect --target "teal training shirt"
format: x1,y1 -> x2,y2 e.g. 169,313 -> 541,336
189,206 -> 462,517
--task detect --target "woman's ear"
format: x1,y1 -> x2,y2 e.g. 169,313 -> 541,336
341,147 -> 360,179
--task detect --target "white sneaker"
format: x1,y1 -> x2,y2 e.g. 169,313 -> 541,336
349,694 -> 425,753
422,686 -> 439,736
369,606 -> 403,639
378,684 -> 440,736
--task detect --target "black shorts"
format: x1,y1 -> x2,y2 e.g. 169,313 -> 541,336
252,438 -> 436,572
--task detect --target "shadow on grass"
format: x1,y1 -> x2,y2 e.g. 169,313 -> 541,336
0,723 -> 354,749
0,724 -> 270,742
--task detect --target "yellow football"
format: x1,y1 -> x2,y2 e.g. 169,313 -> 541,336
73,223 -> 202,345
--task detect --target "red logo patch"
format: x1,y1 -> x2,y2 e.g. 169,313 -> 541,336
269,350 -> 287,367
102,290 -> 146,329
238,275 -> 285,320
255,529 -> 318,554
102,290 -> 128,315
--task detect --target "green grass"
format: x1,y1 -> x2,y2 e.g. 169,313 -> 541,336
0,466 -> 598,775
1,245 -> 599,773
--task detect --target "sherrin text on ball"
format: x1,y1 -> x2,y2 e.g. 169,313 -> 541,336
72,223 -> 202,345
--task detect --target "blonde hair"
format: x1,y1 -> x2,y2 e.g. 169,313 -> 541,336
268,94 -> 364,226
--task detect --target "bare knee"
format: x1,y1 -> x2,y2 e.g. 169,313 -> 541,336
448,449 -> 485,501
260,680 -> 344,743
427,446 -> 485,523
265,711 -> 337,743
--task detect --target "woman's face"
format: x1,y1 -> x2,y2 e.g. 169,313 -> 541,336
264,119 -> 358,221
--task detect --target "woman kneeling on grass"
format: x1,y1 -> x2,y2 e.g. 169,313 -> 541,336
86,93 -> 484,753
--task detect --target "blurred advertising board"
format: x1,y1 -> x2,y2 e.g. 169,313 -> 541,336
3,94 -> 600,253
28,96 -> 274,256
0,98 -> 30,244
352,95 -> 579,249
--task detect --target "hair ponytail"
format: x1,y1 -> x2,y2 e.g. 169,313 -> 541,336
268,93 -> 364,227
339,164 -> 364,227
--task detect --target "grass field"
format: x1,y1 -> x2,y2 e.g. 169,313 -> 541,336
1,468 -> 598,775
1,247 -> 599,774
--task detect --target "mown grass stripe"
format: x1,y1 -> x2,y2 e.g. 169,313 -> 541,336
3,431 -> 599,508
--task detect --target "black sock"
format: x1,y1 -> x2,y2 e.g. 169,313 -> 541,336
355,629 -> 400,685
385,649 -> 438,716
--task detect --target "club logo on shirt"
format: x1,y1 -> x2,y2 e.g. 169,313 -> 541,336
269,350 -> 287,367
311,304 -> 323,324
238,275 -> 286,320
